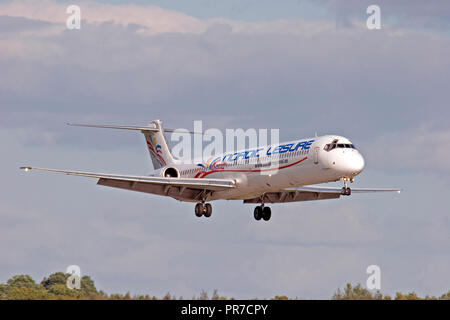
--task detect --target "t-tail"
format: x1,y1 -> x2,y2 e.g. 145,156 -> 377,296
67,119 -> 177,170
142,120 -> 175,169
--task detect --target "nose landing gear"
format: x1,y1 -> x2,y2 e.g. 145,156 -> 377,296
341,177 -> 353,196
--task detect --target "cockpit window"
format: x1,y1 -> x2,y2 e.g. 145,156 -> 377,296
324,142 -> 356,151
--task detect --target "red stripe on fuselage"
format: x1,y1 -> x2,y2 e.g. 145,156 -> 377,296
195,156 -> 308,178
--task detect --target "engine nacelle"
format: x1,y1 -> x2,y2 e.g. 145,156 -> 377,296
162,167 -> 179,178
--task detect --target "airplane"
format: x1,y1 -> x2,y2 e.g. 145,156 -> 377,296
20,120 -> 401,221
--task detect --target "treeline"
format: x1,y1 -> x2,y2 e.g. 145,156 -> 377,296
0,273 -> 227,300
0,273 -> 449,300
332,283 -> 450,300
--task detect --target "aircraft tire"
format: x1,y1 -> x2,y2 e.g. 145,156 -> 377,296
195,203 -> 204,217
253,206 -> 262,221
204,203 -> 212,217
262,206 -> 271,221
254,206 -> 262,221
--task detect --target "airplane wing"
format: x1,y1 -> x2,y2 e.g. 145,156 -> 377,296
243,185 -> 402,204
292,186 -> 403,194
20,166 -> 235,202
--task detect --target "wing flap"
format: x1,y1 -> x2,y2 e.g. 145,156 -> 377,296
97,178 -> 203,200
243,190 -> 340,204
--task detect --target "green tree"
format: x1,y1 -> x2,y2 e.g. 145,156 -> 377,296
41,272 -> 98,299
47,283 -> 84,299
332,283 -> 377,300
273,295 -> 289,300
439,291 -> 450,300
41,272 -> 68,289
80,275 -> 99,298
395,292 -> 422,300
3,275 -> 52,300
7,275 -> 39,289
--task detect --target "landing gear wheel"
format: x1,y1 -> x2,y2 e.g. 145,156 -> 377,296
204,203 -> 212,217
262,207 -> 271,221
195,203 -> 204,217
254,206 -> 262,221
341,178 -> 352,196
341,187 -> 351,196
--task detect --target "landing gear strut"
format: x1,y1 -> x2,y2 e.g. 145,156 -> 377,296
195,202 -> 212,218
341,177 -> 352,196
254,205 -> 271,221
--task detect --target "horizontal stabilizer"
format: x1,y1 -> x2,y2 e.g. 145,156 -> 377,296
67,123 -> 159,131
67,123 -> 203,134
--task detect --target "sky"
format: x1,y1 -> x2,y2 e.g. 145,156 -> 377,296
0,0 -> 449,299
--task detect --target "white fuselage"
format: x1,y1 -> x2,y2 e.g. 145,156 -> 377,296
152,135 -> 365,201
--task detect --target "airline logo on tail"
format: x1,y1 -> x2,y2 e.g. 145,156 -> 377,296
147,137 -> 166,166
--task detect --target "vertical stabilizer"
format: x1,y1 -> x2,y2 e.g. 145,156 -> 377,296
142,120 -> 175,169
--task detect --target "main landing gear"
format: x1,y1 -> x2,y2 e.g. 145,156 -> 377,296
341,177 -> 352,196
254,205 -> 271,221
195,202 -> 212,218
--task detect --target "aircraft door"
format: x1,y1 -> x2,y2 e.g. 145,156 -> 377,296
314,147 -> 319,164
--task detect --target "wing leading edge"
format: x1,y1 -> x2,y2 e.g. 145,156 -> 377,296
243,185 -> 402,204
20,166 -> 235,201
294,186 -> 403,194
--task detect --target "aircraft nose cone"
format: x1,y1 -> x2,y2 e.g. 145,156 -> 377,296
351,153 -> 365,175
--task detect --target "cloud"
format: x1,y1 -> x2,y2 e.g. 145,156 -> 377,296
0,0 -> 204,34
1,11 -> 449,133
312,0 -> 450,30
0,0 -> 449,299
366,127 -> 450,173
0,0 -> 341,36
1,1 -> 449,165
0,15 -> 54,33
